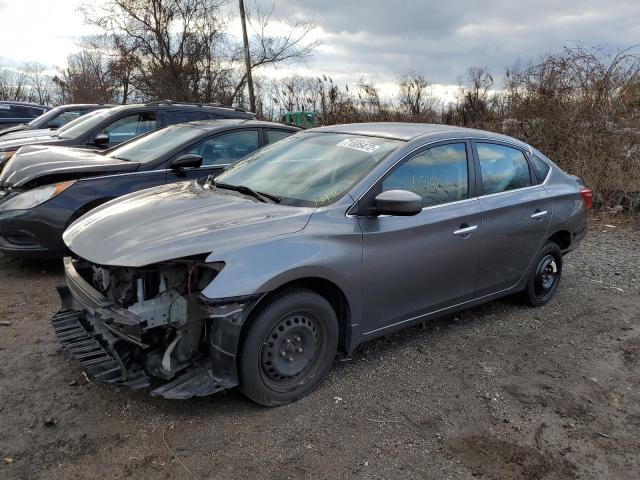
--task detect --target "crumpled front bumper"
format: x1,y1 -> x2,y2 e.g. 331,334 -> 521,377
52,307 -> 151,390
52,293 -> 237,399
51,257 -> 255,399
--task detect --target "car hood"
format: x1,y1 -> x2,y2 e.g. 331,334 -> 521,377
0,124 -> 27,137
0,145 -> 139,189
0,128 -> 56,140
0,133 -> 62,151
63,181 -> 315,267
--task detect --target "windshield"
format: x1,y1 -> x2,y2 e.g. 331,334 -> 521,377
59,107 -> 120,139
106,124 -> 204,163
215,132 -> 402,207
55,109 -> 102,133
27,106 -> 62,128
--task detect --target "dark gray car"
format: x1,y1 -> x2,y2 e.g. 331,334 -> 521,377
0,104 -> 114,138
53,123 -> 591,405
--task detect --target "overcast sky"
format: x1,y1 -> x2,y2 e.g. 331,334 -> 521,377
1,0 -> 638,98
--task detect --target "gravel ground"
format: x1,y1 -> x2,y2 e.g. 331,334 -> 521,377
0,218 -> 639,479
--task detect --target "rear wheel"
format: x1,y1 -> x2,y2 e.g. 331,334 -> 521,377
522,242 -> 563,307
238,288 -> 338,406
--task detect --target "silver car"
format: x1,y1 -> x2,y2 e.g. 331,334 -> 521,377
54,123 -> 591,405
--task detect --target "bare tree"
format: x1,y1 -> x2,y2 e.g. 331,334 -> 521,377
229,0 -> 318,106
23,63 -> 56,105
398,73 -> 439,120
54,48 -> 122,104
82,0 -> 228,102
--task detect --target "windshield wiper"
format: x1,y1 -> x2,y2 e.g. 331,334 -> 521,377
213,181 -> 281,204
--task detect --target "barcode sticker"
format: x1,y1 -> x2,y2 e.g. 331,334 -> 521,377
336,138 -> 381,153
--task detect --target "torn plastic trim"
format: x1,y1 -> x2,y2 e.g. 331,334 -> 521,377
199,293 -> 265,387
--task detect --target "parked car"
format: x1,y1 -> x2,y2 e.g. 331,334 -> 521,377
0,108 -> 111,142
53,123 -> 591,405
0,101 -> 254,172
0,101 -> 50,129
0,103 -> 114,138
0,120 -> 297,258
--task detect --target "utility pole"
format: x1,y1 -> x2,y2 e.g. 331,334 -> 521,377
239,0 -> 256,112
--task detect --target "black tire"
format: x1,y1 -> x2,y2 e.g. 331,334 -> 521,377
238,288 -> 339,406
522,242 -> 563,307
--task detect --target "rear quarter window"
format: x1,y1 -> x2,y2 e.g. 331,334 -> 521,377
530,154 -> 551,183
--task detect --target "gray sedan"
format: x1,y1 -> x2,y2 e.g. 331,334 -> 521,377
54,123 -> 591,405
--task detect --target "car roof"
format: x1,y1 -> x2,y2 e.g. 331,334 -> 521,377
0,101 -> 51,109
164,119 -> 300,132
104,102 -> 255,118
56,104 -> 117,109
308,122 -> 530,147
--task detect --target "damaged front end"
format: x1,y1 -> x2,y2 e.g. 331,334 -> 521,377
53,256 -> 260,399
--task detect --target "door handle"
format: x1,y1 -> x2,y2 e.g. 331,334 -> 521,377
453,225 -> 478,236
530,210 -> 548,219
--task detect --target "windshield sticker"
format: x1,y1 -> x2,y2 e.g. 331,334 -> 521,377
0,105 -> 10,109
336,138 -> 381,153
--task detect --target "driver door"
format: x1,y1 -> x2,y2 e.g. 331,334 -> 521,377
359,141 -> 483,335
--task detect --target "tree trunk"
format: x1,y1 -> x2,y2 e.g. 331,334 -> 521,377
238,0 -> 255,112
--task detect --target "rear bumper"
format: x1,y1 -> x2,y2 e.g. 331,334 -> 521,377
564,212 -> 588,254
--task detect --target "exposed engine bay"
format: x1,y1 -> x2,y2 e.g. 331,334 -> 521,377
53,257 -> 258,399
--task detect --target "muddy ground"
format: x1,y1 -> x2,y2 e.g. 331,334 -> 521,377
0,219 -> 639,480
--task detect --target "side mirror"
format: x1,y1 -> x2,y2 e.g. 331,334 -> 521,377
47,122 -> 60,130
374,190 -> 423,216
169,154 -> 203,171
92,132 -> 109,147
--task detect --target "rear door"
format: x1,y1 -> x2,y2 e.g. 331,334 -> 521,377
473,141 -> 552,296
360,141 -> 483,335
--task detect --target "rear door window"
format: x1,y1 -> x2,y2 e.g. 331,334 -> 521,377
0,105 -> 34,119
476,143 -> 531,195
382,143 -> 469,207
266,129 -> 294,143
184,130 -> 260,166
164,110 -> 208,125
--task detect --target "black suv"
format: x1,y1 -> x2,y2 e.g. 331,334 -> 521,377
0,104 -> 114,138
0,101 -> 254,171
0,102 -> 50,129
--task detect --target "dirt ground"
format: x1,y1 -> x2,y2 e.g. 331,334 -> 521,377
0,218 -> 639,480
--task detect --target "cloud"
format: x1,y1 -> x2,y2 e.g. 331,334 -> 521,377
270,0 -> 640,88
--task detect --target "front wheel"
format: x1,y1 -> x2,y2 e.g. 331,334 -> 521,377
522,242 -> 563,307
238,288 -> 339,406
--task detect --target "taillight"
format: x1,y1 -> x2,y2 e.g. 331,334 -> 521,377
580,188 -> 593,210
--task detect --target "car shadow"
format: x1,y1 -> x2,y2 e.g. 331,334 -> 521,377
130,294 -> 526,415
0,253 -> 64,275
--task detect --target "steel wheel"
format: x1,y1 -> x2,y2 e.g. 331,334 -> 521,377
260,311 -> 321,391
534,254 -> 559,299
238,288 -> 338,406
523,242 -> 563,307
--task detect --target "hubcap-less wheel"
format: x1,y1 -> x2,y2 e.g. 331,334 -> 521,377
260,311 -> 321,392
238,289 -> 338,406
534,254 -> 558,299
